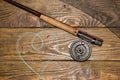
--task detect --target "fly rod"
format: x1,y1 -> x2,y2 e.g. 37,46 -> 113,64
4,0 -> 103,46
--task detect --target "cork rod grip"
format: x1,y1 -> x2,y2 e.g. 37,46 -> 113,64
40,15 -> 78,35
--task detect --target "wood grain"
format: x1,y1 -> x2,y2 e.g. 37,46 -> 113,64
60,0 -> 120,38
1,0 -> 119,38
61,0 -> 120,27
0,61 -> 119,80
0,0 -> 105,27
0,0 -> 120,80
1,0 -> 120,28
0,28 -> 120,61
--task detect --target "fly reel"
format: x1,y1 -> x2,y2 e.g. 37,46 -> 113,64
70,40 -> 92,62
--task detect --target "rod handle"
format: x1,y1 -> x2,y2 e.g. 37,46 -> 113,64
40,14 -> 78,35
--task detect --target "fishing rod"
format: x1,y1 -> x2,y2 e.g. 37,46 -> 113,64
4,0 -> 103,61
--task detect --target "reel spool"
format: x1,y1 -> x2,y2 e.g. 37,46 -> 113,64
70,40 -> 92,62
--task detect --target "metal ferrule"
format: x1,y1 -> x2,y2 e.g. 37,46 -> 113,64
77,30 -> 103,46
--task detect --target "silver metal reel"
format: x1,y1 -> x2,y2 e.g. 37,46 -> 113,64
70,40 -> 92,62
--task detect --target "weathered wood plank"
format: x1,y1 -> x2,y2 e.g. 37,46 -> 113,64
1,0 -> 120,28
0,0 -> 105,27
0,61 -> 119,80
60,0 -> 120,38
61,0 -> 120,27
0,28 -> 120,61
1,0 -> 120,38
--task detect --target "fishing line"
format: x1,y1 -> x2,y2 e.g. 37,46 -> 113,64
31,31 -> 44,51
16,32 -> 45,80
16,30 -> 59,80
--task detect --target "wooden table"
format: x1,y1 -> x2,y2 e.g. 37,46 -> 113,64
0,0 -> 120,80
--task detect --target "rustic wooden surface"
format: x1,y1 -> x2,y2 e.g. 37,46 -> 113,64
61,0 -> 120,27
0,0 -> 120,80
0,0 -> 106,27
0,28 -> 120,61
0,61 -> 119,80
0,28 -> 120,80
0,0 -> 120,38
1,0 -> 120,27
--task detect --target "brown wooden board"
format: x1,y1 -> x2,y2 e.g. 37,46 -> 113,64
0,0 -> 120,80
0,28 -> 120,61
1,0 -> 120,38
0,0 -> 109,27
61,0 -> 120,27
0,0 -> 120,28
0,61 -> 119,80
